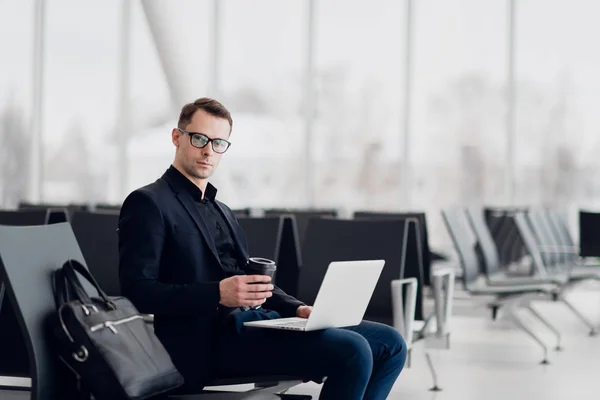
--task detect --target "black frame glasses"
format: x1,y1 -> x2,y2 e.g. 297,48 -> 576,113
178,128 -> 231,154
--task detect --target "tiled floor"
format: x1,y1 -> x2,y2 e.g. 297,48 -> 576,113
286,286 -> 600,399
2,287 -> 599,399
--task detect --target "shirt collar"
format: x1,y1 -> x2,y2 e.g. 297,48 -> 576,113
167,165 -> 218,202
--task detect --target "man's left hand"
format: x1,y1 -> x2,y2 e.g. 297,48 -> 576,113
296,305 -> 313,319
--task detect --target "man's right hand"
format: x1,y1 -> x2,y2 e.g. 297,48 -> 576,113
219,275 -> 274,308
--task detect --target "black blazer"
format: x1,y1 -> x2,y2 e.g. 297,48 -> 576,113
118,169 -> 304,388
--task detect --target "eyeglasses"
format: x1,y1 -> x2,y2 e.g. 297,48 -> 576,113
178,128 -> 231,154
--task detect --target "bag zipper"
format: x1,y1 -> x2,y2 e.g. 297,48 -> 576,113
90,315 -> 144,334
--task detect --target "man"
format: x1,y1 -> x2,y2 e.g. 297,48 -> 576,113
118,98 -> 407,399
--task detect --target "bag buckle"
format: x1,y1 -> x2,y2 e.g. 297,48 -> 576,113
72,345 -> 89,362
105,321 -> 118,334
81,304 -> 98,316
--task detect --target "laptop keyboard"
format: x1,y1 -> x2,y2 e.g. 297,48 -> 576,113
278,320 -> 308,328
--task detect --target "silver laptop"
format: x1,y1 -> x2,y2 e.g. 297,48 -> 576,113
243,260 -> 385,332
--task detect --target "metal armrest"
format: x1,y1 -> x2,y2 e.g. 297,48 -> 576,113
142,313 -> 154,323
537,244 -> 580,255
430,268 -> 456,337
391,278 -> 418,346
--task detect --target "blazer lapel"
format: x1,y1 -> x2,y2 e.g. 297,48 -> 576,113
162,170 -> 222,263
175,192 -> 221,263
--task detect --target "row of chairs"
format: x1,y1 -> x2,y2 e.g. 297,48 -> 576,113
232,209 -> 454,390
16,204 -> 447,273
442,207 -> 600,364
0,208 -> 434,316
484,207 -> 529,271
0,209 -> 455,398
484,208 -> 600,274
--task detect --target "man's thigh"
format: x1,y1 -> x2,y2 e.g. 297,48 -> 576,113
342,320 -> 406,361
215,321 -> 373,379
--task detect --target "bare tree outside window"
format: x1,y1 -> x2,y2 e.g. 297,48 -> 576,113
0,98 -> 30,209
44,121 -> 104,204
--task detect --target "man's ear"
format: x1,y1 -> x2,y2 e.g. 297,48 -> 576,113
172,128 -> 180,146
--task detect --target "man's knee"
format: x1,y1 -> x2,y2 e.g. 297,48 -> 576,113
382,325 -> 408,370
324,331 -> 374,377
359,322 -> 408,368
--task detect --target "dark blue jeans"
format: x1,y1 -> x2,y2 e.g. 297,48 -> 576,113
216,320 -> 407,399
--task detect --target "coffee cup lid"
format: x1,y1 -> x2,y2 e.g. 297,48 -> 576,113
248,257 -> 275,265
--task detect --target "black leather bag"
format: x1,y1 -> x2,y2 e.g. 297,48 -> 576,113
52,260 -> 184,400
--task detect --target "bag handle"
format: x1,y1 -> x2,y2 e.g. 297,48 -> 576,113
52,268 -> 67,310
61,260 -> 116,309
53,267 -> 90,311
61,264 -> 94,305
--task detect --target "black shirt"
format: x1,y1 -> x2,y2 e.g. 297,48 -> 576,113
166,165 -> 244,277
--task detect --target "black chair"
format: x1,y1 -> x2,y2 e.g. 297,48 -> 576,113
93,204 -> 122,213
276,215 -> 303,298
264,209 -> 337,247
298,218 -> 421,323
17,202 -> 65,210
237,215 -> 302,297
579,211 -> 600,258
0,210 -> 54,385
546,209 -> 600,270
237,216 -> 283,264
232,208 -> 252,218
45,208 -> 69,224
0,223 -> 312,399
353,211 -> 433,286
298,218 -> 456,390
70,211 -> 121,296
0,223 -> 93,398
18,203 -> 87,222
0,210 -> 49,226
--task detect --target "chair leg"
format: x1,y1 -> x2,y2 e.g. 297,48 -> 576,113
275,386 -> 312,399
561,297 -> 598,336
424,350 -> 442,392
508,307 -> 550,364
526,305 -> 563,351
254,382 -> 279,389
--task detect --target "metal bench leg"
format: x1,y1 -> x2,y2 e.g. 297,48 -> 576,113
424,350 -> 441,392
507,305 -> 550,364
561,297 -> 598,336
526,305 -> 563,351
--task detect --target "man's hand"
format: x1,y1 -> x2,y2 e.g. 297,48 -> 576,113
296,305 -> 313,319
219,275 -> 274,308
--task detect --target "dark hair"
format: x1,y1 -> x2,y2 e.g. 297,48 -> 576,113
177,97 -> 233,133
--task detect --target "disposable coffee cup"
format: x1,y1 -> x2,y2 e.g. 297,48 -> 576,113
245,257 -> 277,282
245,257 -> 276,309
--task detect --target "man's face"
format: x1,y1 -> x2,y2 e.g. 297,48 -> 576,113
172,109 -> 231,182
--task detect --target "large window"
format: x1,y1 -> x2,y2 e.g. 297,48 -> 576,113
411,0 -> 507,250
0,0 -> 34,208
2,0 -> 600,248
313,0 -> 406,210
127,0 -> 211,200
217,0 -> 306,208
33,0 -> 123,204
515,0 -> 600,213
